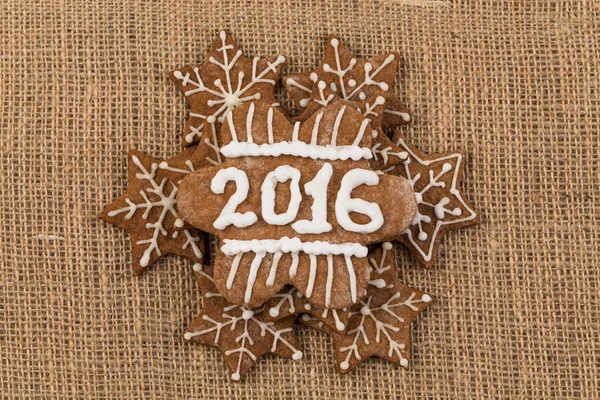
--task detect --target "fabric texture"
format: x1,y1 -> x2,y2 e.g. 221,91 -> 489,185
1,0 -> 598,398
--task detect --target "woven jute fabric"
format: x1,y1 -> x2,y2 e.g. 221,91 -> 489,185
1,0 -> 599,398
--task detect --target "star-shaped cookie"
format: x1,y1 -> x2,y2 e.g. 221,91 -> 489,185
100,147 -> 205,274
170,30 -> 286,160
284,34 -> 411,128
185,264 -> 302,381
388,132 -> 480,267
176,102 -> 417,310
302,242 -> 432,373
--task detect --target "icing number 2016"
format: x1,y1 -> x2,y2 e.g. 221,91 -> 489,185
211,163 -> 384,234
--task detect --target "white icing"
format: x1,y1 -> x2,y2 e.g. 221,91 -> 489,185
335,169 -> 384,233
107,155 -> 202,267
261,165 -> 302,225
220,141 -> 373,161
395,137 -> 478,262
291,163 -> 333,234
384,109 -> 411,122
221,237 -> 368,257
211,167 -> 258,229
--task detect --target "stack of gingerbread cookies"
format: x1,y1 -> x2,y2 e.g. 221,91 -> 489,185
101,31 -> 479,381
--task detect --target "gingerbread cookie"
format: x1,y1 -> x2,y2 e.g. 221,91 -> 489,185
185,264 -> 302,381
284,34 -> 411,128
100,148 -> 205,274
302,242 -> 432,373
294,81 -> 409,170
176,102 -> 417,309
170,30 -> 286,161
388,132 -> 480,267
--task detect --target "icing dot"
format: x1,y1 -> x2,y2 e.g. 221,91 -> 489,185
192,263 -> 203,273
318,80 -> 327,90
173,71 -> 183,79
231,372 -> 241,381
340,361 -> 350,370
174,218 -> 185,228
453,208 -> 462,216
299,98 -> 309,107
301,314 -> 310,321
224,94 -> 241,107
183,332 -> 193,340
360,306 -> 371,316
364,62 -> 373,72
158,161 -> 168,168
330,38 -> 339,47
292,351 -> 303,360
309,72 -> 318,82
383,242 -> 393,250
442,163 -> 452,172
375,96 -> 386,105
304,304 -> 311,311
400,358 -> 409,367
206,115 -> 216,124
422,294 -> 432,303
295,291 -> 304,298
418,231 -> 428,241
242,310 -> 254,320
359,92 -> 366,100
330,82 -> 337,92
371,130 -> 378,138
380,82 -> 389,91
269,308 -> 279,318
286,78 -> 295,86
348,79 -> 357,87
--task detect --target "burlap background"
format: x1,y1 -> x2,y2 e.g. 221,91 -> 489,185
1,0 -> 598,398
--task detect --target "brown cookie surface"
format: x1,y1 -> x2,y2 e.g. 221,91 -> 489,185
100,147 -> 205,274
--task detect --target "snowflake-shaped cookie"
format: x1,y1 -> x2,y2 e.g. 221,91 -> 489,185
100,148 -> 205,274
177,102 -> 417,309
185,264 -> 302,381
284,34 -> 411,128
170,30 -> 286,159
388,132 -> 480,267
302,242 -> 432,373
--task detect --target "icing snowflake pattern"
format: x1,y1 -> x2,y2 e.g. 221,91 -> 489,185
389,132 -> 480,266
185,264 -> 302,381
100,148 -> 204,274
170,30 -> 285,161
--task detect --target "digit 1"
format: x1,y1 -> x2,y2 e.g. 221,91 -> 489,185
292,163 -> 333,234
